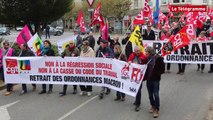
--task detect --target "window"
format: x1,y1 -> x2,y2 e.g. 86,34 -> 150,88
134,0 -> 138,9
173,0 -> 180,3
203,0 -> 207,4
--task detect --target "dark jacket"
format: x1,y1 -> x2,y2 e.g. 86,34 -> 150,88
96,46 -> 114,58
76,35 -> 83,50
171,27 -> 180,35
110,41 -> 121,49
97,36 -> 112,45
114,53 -> 127,62
142,29 -> 155,40
20,49 -> 35,57
144,55 -> 156,81
44,49 -> 55,56
122,36 -> 132,58
149,55 -> 165,81
83,35 -> 95,49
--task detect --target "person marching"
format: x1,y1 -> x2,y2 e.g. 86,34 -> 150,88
96,39 -> 114,99
39,40 -> 55,94
128,46 -> 147,111
113,45 -> 127,101
59,40 -> 80,96
0,41 -> 15,96
79,41 -> 95,96
19,43 -> 36,95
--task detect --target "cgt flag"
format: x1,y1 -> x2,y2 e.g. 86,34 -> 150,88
27,33 -> 43,56
129,25 -> 144,52
162,26 -> 190,56
133,9 -> 145,25
76,11 -> 86,33
17,25 -> 31,46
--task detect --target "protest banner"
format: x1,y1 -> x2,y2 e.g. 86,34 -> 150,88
3,57 -> 147,97
143,40 -> 213,64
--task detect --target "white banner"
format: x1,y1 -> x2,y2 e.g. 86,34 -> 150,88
57,35 -> 77,55
3,57 -> 147,97
143,40 -> 213,64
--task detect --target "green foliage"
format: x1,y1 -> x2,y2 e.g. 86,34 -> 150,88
0,0 -> 74,34
52,44 -> 59,56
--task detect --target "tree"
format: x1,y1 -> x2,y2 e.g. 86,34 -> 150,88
0,0 -> 74,36
110,0 -> 132,34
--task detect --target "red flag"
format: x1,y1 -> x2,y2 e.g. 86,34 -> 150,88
186,20 -> 196,39
143,0 -> 151,17
76,11 -> 86,32
162,26 -> 190,56
101,20 -> 109,43
159,11 -> 166,23
208,7 -> 213,20
133,9 -> 145,25
168,2 -> 174,18
90,2 -> 104,27
148,9 -> 154,24
210,31 -> 213,37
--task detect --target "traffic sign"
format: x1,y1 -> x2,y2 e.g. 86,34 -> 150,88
86,0 -> 95,8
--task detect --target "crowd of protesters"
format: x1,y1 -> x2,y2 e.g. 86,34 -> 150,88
0,19 -> 213,118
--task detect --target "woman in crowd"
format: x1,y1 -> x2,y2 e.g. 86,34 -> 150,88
113,45 -> 127,101
196,31 -> 209,73
39,40 -> 55,94
79,41 -> 95,96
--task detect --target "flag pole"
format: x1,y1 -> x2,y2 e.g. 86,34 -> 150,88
118,24 -> 132,59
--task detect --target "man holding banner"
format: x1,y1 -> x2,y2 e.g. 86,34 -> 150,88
59,40 -> 80,96
128,46 -> 147,112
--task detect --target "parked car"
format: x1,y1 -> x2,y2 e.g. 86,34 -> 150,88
0,27 -> 10,35
43,26 -> 63,36
16,26 -> 23,31
76,26 -> 91,35
56,26 -> 64,33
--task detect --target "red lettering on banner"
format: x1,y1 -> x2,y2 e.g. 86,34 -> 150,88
82,69 -> 94,75
53,68 -> 59,73
60,62 -> 66,67
103,70 -> 117,78
38,68 -> 48,73
96,63 -> 112,70
131,68 -> 143,84
45,61 -> 54,67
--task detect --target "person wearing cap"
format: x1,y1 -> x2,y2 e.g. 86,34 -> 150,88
83,32 -> 95,50
96,38 -> 114,99
142,25 -> 155,40
39,40 -> 55,94
122,31 -> 132,58
74,29 -> 83,51
79,41 -> 95,96
59,40 -> 80,96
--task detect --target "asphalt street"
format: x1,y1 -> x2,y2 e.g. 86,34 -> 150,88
0,63 -> 213,120
0,31 -> 213,120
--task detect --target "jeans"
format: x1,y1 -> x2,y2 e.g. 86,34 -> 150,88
42,84 -> 53,91
197,64 -> 205,70
116,91 -> 125,99
146,80 -> 160,110
80,85 -> 92,92
22,84 -> 36,92
134,82 -> 143,107
178,63 -> 186,73
166,63 -> 171,71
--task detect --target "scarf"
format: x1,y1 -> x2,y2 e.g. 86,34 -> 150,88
42,46 -> 50,55
68,45 -> 75,52
83,47 -> 89,53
